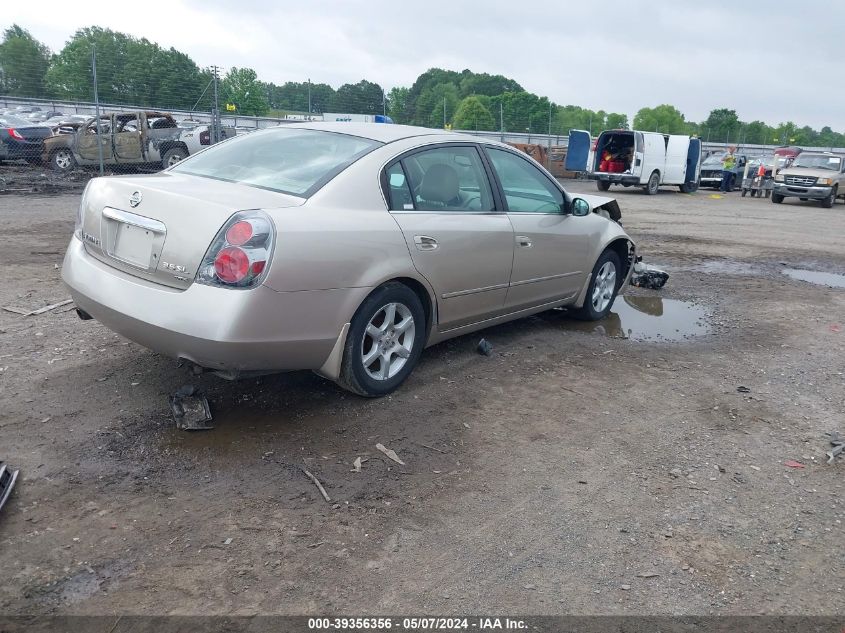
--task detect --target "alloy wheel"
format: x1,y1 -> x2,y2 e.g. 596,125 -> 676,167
591,261 -> 617,313
361,302 -> 416,381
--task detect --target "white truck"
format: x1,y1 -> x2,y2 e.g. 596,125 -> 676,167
565,129 -> 701,195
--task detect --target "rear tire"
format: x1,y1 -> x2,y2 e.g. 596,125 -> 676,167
596,180 -> 611,192
741,189 -> 748,197
771,192 -> 784,204
570,250 -> 621,321
643,171 -> 659,195
679,180 -> 699,194
161,147 -> 187,169
51,148 -> 76,172
337,282 -> 426,397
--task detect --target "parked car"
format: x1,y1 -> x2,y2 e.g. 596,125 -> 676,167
43,111 -> 228,172
62,123 -> 635,396
699,151 -> 749,190
772,152 -> 845,208
26,110 -> 64,123
566,129 -> 701,194
0,114 -> 53,163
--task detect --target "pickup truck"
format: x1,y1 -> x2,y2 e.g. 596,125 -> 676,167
43,111 -> 231,172
772,152 -> 845,208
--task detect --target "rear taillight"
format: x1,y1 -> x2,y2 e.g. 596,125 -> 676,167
9,128 -> 24,141
199,130 -> 210,145
196,211 -> 274,289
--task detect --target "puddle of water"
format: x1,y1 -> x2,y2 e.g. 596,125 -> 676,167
782,268 -> 845,289
560,296 -> 709,341
696,260 -> 760,276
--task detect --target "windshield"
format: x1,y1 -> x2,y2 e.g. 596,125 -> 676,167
792,154 -> 842,171
171,127 -> 383,197
702,153 -> 729,167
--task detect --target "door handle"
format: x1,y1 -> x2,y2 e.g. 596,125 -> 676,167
516,235 -> 533,248
413,235 -> 438,251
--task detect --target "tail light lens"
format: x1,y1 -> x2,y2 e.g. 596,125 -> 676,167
199,130 -> 210,145
9,128 -> 24,141
196,210 -> 274,289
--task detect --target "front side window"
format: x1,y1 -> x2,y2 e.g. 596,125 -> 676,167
486,147 -> 564,213
401,146 -> 494,211
171,127 -> 382,197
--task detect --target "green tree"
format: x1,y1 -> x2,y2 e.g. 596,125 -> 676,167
221,67 -> 269,116
702,108 -> 740,143
414,82 -> 460,128
386,86 -> 409,123
603,113 -> 629,130
452,95 -> 495,131
46,27 -> 207,108
633,104 -> 687,134
329,79 -> 384,114
0,24 -> 52,98
266,80 -> 334,113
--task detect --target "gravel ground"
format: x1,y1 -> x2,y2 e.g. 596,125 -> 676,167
0,179 -> 844,616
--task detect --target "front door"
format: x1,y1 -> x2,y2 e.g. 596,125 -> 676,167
386,144 -> 514,330
76,115 -> 114,163
113,113 -> 144,162
484,147 -> 591,310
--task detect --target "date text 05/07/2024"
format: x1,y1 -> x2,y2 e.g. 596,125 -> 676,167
307,617 -> 527,630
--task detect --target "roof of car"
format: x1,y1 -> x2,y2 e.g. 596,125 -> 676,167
280,121 -> 481,144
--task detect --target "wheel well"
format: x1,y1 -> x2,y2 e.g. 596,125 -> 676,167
159,141 -> 188,156
389,277 -> 434,339
607,239 -> 634,284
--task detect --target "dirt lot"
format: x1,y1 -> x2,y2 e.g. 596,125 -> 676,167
1,179 -> 844,616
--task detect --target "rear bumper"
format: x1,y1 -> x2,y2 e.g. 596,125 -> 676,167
773,183 -> 832,200
62,236 -> 370,372
590,173 -> 641,186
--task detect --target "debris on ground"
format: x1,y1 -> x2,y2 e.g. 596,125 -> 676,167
477,338 -> 493,356
636,572 -> 660,578
376,442 -> 405,465
24,299 -> 73,316
737,386 -> 751,393
826,432 -> 844,465
351,457 -> 362,473
784,460 -> 805,469
301,467 -> 331,502
0,462 -> 19,514
169,385 -> 213,431
630,261 -> 670,289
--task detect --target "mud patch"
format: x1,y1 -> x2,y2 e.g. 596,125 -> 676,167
695,260 -> 761,276
782,268 -> 845,289
561,297 -> 709,341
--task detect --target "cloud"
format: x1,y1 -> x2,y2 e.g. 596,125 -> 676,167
6,0 -> 844,129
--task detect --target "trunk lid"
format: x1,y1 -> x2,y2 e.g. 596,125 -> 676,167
78,172 -> 304,289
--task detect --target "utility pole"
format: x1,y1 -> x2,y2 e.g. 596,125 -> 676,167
307,78 -> 311,115
91,44 -> 104,175
443,97 -> 447,128
382,89 -> 386,116
211,65 -> 220,143
500,101 -> 504,141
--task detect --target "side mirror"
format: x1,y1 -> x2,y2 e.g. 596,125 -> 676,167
571,198 -> 591,217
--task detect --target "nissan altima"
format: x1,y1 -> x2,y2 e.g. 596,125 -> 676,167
62,123 -> 635,396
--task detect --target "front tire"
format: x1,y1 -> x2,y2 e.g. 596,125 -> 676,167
644,171 -> 660,195
596,180 -> 611,192
570,250 -> 622,321
337,282 -> 426,397
821,187 -> 836,209
771,192 -> 784,204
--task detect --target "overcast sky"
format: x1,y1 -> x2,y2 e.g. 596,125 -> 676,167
7,0 -> 842,129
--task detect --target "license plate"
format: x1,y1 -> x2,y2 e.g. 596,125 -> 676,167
113,222 -> 153,268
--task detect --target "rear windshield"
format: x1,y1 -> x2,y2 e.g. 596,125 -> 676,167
171,127 -> 383,197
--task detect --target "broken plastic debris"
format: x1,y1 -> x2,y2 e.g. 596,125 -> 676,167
784,460 -> 805,469
170,385 -> 213,431
630,262 -> 669,289
376,443 -> 405,465
477,338 -> 493,356
0,462 -> 19,515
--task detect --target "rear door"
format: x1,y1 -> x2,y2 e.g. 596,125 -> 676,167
641,133 -> 666,184
386,144 -> 514,330
113,113 -> 144,162
76,115 -> 114,163
664,135 -> 690,184
484,146 -> 590,310
565,129 -> 592,173
685,138 -> 701,185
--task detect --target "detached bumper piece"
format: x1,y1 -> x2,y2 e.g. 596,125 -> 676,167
0,462 -> 19,514
630,259 -> 669,290
169,385 -> 214,431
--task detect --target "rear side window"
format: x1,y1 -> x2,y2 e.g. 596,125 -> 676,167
171,127 -> 382,197
400,146 -> 494,211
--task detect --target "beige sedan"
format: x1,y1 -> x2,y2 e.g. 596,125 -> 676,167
62,123 -> 635,396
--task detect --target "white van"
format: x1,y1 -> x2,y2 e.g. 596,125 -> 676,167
565,129 -> 701,195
